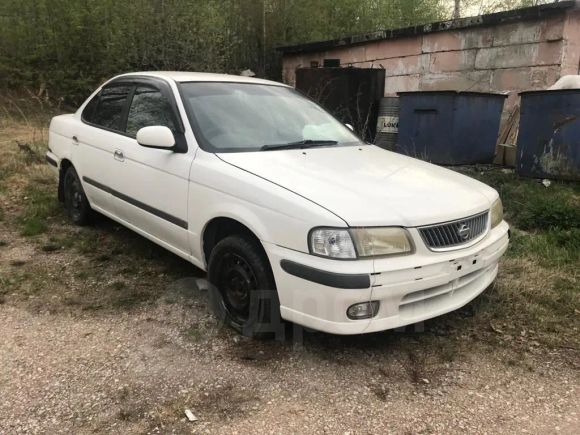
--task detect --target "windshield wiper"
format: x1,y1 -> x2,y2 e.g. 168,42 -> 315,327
260,139 -> 338,151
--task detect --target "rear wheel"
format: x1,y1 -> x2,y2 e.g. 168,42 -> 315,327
208,234 -> 281,337
63,167 -> 92,225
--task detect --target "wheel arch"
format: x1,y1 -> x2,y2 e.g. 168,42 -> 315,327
202,216 -> 267,268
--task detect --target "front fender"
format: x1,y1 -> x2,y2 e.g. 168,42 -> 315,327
188,151 -> 345,265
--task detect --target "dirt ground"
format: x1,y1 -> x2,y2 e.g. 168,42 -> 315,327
0,120 -> 579,434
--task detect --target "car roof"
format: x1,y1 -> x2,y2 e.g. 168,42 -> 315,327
114,71 -> 288,87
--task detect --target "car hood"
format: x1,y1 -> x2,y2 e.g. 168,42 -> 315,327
217,145 -> 498,227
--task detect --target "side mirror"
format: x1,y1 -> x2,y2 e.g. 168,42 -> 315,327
345,123 -> 354,131
136,126 -> 175,149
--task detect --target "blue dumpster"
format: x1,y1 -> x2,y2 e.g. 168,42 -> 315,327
516,89 -> 580,181
396,91 -> 507,165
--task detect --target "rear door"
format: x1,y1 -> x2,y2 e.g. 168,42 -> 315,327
108,78 -> 193,256
75,84 -> 133,214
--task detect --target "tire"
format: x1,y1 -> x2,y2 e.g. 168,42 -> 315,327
207,234 -> 282,337
63,166 -> 92,225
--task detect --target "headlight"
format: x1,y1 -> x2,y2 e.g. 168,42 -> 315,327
310,228 -> 357,259
490,198 -> 503,228
351,227 -> 413,257
309,227 -> 413,259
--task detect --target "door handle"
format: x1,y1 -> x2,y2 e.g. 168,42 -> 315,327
113,150 -> 125,161
72,135 -> 79,145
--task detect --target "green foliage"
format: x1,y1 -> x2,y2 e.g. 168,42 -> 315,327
0,0 -> 446,104
454,0 -> 553,16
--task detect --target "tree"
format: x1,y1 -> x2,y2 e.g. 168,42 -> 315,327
449,0 -> 555,17
0,0 -> 469,102
454,0 -> 461,18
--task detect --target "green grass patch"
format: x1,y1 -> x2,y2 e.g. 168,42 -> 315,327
456,168 -> 579,347
17,182 -> 60,236
20,217 -> 48,237
518,197 -> 580,231
462,169 -> 580,230
460,168 -> 579,267
507,228 -> 579,267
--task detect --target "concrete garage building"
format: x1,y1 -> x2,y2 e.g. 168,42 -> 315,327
278,0 -> 580,113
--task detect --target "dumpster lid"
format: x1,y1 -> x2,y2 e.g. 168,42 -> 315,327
397,90 -> 508,98
519,88 -> 580,96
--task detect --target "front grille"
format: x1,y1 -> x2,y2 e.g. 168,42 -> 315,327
419,211 -> 489,250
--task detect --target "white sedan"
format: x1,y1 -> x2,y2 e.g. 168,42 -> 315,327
46,72 -> 509,336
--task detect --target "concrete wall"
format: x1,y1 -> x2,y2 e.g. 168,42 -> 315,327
281,4 -> 580,164
283,9 -> 580,110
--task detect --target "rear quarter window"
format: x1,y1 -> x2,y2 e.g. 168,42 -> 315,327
81,92 -> 101,124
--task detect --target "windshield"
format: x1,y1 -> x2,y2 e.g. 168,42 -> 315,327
180,82 -> 361,152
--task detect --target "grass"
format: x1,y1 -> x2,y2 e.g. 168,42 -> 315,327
17,178 -> 61,236
0,119 -> 61,237
455,167 -> 579,348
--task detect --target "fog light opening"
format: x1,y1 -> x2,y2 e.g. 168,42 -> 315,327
347,301 -> 380,320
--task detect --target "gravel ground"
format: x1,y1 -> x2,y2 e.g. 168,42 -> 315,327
1,295 -> 578,434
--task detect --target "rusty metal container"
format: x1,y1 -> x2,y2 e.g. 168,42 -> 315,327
516,89 -> 580,180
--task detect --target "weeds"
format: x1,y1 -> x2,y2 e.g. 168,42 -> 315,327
17,183 -> 60,236
462,168 -> 580,230
455,167 -> 579,348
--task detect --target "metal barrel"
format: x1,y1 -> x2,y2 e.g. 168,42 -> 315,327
374,97 -> 399,150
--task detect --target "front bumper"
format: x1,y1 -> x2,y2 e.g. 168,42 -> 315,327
264,221 -> 509,335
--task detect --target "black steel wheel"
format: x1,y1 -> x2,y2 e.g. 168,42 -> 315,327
208,234 -> 281,337
63,167 -> 91,225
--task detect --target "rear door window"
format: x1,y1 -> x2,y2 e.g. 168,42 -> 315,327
125,86 -> 176,137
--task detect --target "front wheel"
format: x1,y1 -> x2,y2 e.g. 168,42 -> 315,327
63,167 -> 92,225
207,234 -> 282,337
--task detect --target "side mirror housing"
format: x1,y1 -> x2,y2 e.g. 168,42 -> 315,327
136,126 -> 175,149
